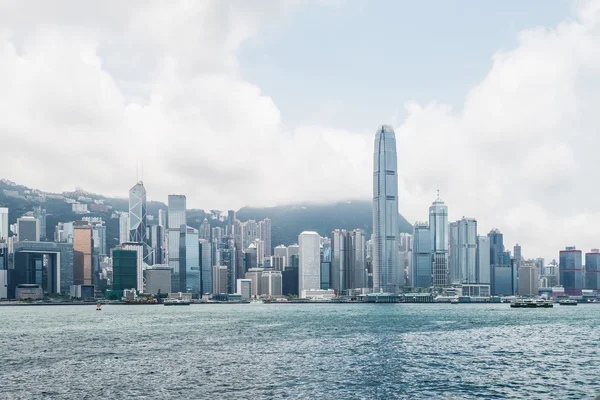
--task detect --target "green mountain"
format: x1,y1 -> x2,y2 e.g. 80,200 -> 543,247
0,180 -> 413,251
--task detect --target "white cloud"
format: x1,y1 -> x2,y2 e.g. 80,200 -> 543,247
1,0 -> 600,260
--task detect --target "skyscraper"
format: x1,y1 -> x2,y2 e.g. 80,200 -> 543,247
585,249 -> 600,290
33,207 -> 47,240
158,209 -> 166,228
274,244 -> 287,270
199,239 -> 212,295
457,218 -> 478,284
559,246 -> 583,296
372,125 -> 399,293
168,195 -> 186,292
331,229 -> 350,294
227,210 -> 236,236
260,218 -> 272,257
199,218 -> 211,241
180,226 -> 200,294
0,207 -> 8,242
117,212 -> 128,245
128,182 -> 147,245
412,222 -> 432,288
73,225 -> 92,286
351,229 -> 366,290
429,194 -> 448,287
476,236 -> 491,284
488,229 -> 504,265
299,231 -> 321,298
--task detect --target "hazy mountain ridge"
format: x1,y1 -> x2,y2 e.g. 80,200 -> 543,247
0,180 -> 413,251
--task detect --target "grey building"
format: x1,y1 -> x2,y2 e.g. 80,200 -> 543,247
199,239 -> 212,294
17,216 -> 40,242
372,125 -> 400,293
144,265 -> 172,295
450,217 -> 478,284
412,222 -> 432,288
168,195 -> 186,292
477,236 -> 491,284
128,182 -> 147,247
585,249 -> 600,290
180,225 -> 200,295
429,195 -> 448,287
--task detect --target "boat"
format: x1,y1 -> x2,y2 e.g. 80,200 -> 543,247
96,304 -> 102,311
559,299 -> 578,306
510,299 -> 553,308
164,299 -> 191,306
450,298 -> 459,305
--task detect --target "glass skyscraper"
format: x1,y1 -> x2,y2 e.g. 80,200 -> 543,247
372,125 -> 400,293
429,195 -> 448,287
168,195 -> 186,292
128,182 -> 147,245
412,222 -> 432,288
559,246 -> 583,295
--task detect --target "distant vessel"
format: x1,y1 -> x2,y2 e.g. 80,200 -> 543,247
96,304 -> 102,311
164,299 -> 191,306
559,299 -> 578,306
450,298 -> 459,305
510,299 -> 553,308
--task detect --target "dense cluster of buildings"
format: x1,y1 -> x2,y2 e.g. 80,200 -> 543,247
0,126 -> 597,301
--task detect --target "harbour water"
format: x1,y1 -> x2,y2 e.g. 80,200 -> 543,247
1,303 -> 599,399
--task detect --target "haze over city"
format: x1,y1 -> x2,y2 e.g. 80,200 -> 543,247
2,0 -> 600,261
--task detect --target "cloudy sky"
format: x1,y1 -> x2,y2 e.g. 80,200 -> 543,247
1,0 -> 600,260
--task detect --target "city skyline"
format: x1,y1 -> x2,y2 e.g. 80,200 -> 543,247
1,1 -> 600,263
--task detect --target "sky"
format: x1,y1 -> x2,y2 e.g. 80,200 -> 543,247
1,0 -> 599,261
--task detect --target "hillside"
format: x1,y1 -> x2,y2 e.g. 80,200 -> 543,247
0,180 -> 413,251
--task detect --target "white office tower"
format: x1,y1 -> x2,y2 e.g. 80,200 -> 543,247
299,231 -> 321,298
259,218 -> 272,256
261,270 -> 282,297
450,217 -> 478,284
158,209 -> 166,228
0,208 -> 8,242
237,279 -> 252,300
372,125 -> 400,293
429,194 -> 449,287
274,245 -> 287,269
119,212 -> 130,245
477,236 -> 491,284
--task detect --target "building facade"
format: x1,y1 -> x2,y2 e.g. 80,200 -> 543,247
429,195 -> 448,287
299,231 -> 321,298
560,247 -> 583,296
372,125 -> 400,293
412,222 -> 432,288
168,195 -> 186,292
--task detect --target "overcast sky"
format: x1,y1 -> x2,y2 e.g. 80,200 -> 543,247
2,0 -> 600,261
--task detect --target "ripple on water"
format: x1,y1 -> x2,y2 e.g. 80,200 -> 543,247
1,303 -> 600,399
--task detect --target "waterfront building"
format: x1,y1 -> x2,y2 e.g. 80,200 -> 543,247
73,225 -> 93,286
450,217 -> 478,284
352,230 -> 366,290
476,236 -> 491,284
492,263 -> 514,296
112,249 -> 137,292
0,244 -> 7,299
429,194 -> 448,287
372,125 -> 400,293
282,259 -> 299,297
17,216 -> 40,242
517,264 -> 539,296
236,278 -> 252,300
585,249 -> 600,290
412,222 -> 432,288
180,226 -> 200,295
199,239 -> 212,294
331,229 -> 350,294
199,218 -> 211,241
149,224 -> 164,264
299,231 -> 321,298
168,195 -> 186,292
120,242 -> 144,292
119,212 -> 129,244
11,241 -> 70,298
399,233 -> 412,287
212,265 -> 228,294
245,268 -> 263,297
261,270 -> 282,297
144,265 -> 172,295
0,207 -> 8,241
560,246 -> 583,295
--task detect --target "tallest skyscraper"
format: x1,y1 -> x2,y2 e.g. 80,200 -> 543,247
372,125 -> 400,293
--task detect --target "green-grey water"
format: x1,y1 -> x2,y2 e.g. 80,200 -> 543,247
1,303 -> 599,399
